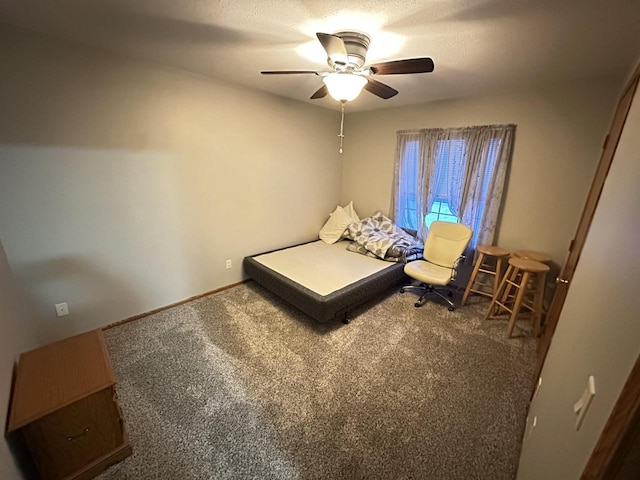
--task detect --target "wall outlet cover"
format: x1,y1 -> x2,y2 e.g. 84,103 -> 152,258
574,375 -> 596,431
54,302 -> 69,317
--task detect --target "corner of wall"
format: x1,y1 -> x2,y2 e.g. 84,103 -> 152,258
0,238 -> 38,480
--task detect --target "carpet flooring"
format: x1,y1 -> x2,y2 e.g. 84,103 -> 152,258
98,282 -> 536,480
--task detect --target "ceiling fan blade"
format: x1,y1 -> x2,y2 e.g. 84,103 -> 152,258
369,58 -> 434,75
310,85 -> 328,100
364,78 -> 398,99
316,32 -> 348,66
261,70 -> 319,75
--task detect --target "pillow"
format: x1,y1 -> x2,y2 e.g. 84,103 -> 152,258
319,206 -> 353,244
340,201 -> 361,239
370,211 -> 417,242
347,212 -> 423,259
342,201 -> 361,223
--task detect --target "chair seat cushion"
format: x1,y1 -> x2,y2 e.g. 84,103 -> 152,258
404,260 -> 453,286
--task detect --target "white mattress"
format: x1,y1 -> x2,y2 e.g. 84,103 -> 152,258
253,240 -> 392,296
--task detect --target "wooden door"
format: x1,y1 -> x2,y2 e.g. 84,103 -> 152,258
533,65 -> 640,384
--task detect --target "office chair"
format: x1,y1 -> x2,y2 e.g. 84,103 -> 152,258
400,221 -> 472,311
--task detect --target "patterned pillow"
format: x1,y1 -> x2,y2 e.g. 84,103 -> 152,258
347,211 -> 422,259
370,211 -> 417,242
346,218 -> 374,246
346,217 -> 392,258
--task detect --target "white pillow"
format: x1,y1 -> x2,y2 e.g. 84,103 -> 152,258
340,201 -> 360,239
342,201 -> 361,223
319,206 -> 353,244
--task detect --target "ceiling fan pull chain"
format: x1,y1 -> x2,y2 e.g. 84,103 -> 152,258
339,101 -> 345,154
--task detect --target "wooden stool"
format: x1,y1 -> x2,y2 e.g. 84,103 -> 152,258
513,249 -> 552,264
485,257 -> 550,338
461,245 -> 510,306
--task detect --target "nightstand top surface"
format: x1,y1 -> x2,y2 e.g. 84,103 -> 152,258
8,329 -> 116,431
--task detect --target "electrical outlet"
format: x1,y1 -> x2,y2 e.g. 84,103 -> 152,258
225,259 -> 232,269
55,302 -> 69,317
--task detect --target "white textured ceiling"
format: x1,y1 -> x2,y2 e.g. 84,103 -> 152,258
1,0 -> 639,111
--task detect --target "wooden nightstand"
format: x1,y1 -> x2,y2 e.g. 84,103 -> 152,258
7,329 -> 131,480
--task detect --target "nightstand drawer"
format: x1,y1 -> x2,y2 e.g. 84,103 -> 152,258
21,387 -> 124,480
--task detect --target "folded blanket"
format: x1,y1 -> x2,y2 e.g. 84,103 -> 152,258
346,212 -> 423,261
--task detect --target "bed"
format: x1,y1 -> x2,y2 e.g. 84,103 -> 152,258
243,240 -> 408,323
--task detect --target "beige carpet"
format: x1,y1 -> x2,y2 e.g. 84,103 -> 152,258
98,282 -> 536,480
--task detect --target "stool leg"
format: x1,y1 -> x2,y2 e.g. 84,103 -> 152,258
486,264 -> 512,319
462,252 -> 485,306
500,264 -> 519,306
494,257 -> 504,297
507,271 -> 530,338
532,272 -> 547,337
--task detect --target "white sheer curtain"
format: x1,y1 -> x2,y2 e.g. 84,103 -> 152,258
391,132 -> 425,233
440,133 -> 467,219
459,126 -> 514,250
390,124 -> 516,252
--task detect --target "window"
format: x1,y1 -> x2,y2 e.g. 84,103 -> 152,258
425,200 -> 458,226
425,139 -> 464,227
398,138 -> 465,230
392,125 -> 515,249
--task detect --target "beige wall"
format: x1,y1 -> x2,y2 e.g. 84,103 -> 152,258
517,76 -> 640,479
339,79 -> 622,267
0,26 -> 340,344
0,238 -> 37,480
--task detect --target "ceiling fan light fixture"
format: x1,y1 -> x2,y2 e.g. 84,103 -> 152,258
322,73 -> 367,102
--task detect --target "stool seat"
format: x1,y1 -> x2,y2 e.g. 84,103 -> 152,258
461,244 -> 510,306
513,250 -> 552,264
508,257 -> 550,273
477,245 -> 510,257
486,257 -> 549,338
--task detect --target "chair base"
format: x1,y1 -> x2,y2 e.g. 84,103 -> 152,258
400,283 -> 456,311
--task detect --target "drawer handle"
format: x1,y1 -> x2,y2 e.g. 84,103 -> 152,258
66,427 -> 90,442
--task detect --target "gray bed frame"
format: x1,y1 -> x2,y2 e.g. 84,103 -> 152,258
243,243 -> 407,323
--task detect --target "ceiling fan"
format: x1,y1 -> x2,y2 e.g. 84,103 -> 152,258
261,31 -> 435,102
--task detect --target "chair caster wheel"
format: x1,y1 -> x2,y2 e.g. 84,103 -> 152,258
400,287 -> 405,293
414,302 -> 421,308
448,306 -> 455,312
342,318 -> 350,325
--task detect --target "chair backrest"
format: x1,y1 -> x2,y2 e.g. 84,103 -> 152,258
423,221 -> 473,267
